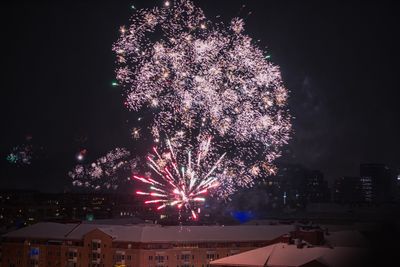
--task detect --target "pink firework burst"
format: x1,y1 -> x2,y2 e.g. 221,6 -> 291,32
133,137 -> 226,220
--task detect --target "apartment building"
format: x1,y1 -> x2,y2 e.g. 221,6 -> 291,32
0,222 -> 293,267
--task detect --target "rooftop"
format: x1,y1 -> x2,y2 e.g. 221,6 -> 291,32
211,243 -> 367,267
3,222 -> 294,243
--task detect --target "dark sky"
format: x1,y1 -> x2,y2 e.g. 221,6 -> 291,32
1,0 -> 399,192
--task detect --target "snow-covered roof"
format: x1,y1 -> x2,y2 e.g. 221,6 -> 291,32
138,225 -> 293,243
2,223 -> 79,240
211,245 -> 276,267
3,223 -> 293,243
82,218 -> 144,225
210,243 -> 367,267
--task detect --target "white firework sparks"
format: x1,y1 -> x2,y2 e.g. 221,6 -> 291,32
113,0 -> 291,180
69,148 -> 138,190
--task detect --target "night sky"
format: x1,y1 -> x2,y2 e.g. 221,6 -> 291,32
1,0 -> 399,192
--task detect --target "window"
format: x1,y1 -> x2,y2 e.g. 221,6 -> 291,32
116,254 -> 125,261
91,241 -> 101,250
68,251 -> 77,259
155,255 -> 165,263
180,254 -> 190,261
206,253 -> 216,260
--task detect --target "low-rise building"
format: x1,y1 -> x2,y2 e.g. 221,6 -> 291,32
1,222 -> 294,267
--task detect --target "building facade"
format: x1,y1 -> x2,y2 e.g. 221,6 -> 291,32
306,170 -> 330,203
333,177 -> 365,204
360,164 -> 395,203
0,222 -> 293,267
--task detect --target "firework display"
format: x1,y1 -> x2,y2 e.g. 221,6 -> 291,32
113,0 -> 291,179
133,136 -> 228,219
6,144 -> 34,165
69,148 -> 138,190
6,136 -> 41,166
69,0 -> 291,219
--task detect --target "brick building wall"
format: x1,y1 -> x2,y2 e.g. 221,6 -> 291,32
1,233 -> 284,267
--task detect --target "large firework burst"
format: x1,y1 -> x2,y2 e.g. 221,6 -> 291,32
113,0 -> 291,179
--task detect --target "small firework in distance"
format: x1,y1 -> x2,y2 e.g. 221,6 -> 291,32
6,153 -> 19,164
69,148 -> 137,191
6,144 -> 34,165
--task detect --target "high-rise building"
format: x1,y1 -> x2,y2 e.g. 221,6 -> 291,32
333,177 -> 365,204
262,165 -> 330,209
274,164 -> 308,208
360,164 -> 395,203
333,164 -> 397,204
306,170 -> 330,203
